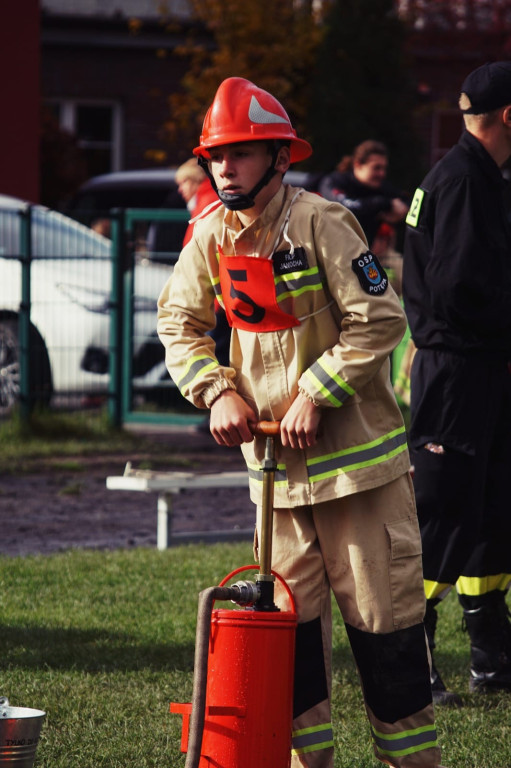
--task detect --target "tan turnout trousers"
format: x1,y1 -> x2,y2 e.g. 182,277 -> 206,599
256,473 -> 441,768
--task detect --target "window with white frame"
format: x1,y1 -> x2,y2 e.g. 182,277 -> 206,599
47,100 -> 122,177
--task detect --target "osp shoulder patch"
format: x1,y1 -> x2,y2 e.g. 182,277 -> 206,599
352,251 -> 388,295
406,187 -> 425,227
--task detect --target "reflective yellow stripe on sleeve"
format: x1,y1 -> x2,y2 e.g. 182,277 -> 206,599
176,355 -> 219,394
304,358 -> 355,407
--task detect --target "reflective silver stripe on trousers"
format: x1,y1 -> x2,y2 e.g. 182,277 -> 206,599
371,724 -> 438,758
292,723 -> 334,754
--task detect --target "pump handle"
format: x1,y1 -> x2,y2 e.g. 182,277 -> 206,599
252,420 -> 281,436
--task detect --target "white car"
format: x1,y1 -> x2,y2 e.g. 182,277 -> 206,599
0,194 -> 173,416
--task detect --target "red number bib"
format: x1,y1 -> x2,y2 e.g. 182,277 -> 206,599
218,248 -> 299,332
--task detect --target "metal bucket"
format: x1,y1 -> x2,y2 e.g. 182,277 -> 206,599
0,698 -> 45,768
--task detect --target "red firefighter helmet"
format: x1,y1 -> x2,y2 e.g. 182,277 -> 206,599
194,77 -> 312,163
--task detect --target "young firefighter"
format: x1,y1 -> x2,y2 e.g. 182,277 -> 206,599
157,78 -> 444,768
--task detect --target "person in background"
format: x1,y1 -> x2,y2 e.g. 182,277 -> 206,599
90,217 -> 112,238
176,158 -> 230,371
403,61 -> 511,706
320,142 -> 411,406
146,157 -> 216,259
175,158 -> 220,245
318,139 -> 409,248
158,76 -> 444,768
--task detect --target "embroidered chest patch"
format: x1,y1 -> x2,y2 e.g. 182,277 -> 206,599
351,251 -> 388,295
273,246 -> 309,275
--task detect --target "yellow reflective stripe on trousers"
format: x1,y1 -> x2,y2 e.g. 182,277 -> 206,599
371,723 -> 438,759
307,426 -> 408,482
176,355 -> 219,393
456,574 -> 511,597
423,580 -> 452,601
292,723 -> 334,755
304,358 -> 355,407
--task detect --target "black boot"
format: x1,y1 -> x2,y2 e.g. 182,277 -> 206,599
462,591 -> 511,693
424,599 -> 463,707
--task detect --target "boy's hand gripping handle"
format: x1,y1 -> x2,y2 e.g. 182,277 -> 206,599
251,420 -> 281,437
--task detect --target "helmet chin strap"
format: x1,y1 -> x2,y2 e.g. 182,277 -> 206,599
198,145 -> 280,211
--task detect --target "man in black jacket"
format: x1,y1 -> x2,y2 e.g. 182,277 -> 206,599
403,61 -> 511,705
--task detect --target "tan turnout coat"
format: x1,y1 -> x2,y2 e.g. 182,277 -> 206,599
157,185 -> 410,508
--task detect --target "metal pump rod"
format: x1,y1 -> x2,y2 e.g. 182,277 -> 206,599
251,420 -> 280,611
259,427 -> 277,578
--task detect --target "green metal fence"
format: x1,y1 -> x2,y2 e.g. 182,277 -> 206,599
110,207 -> 204,428
0,202 -> 201,427
1,200 -> 408,429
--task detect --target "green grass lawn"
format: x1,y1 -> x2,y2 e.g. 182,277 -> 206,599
0,411 -> 153,473
1,544 -> 511,768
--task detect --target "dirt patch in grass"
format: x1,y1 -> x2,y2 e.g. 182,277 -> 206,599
0,426 -> 254,557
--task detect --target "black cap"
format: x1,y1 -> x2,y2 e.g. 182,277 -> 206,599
459,61 -> 511,114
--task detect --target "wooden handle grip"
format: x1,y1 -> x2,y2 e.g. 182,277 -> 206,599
251,420 -> 281,436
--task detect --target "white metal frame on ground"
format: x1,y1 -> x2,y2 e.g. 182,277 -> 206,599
106,465 -> 252,550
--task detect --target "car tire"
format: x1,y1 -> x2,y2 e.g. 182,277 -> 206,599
0,317 -> 53,416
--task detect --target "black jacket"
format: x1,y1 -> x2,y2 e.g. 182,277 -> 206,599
403,130 -> 511,359
318,171 -> 402,245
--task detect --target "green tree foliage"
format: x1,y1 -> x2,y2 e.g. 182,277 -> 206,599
163,0 -> 324,159
307,0 -> 423,191
161,0 -> 423,190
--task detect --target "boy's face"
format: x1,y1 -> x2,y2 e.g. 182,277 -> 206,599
208,141 -> 288,213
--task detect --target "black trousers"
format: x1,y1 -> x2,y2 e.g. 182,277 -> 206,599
409,349 -> 511,595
